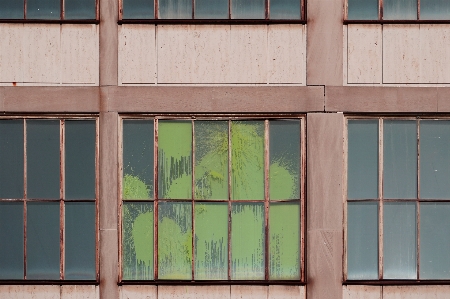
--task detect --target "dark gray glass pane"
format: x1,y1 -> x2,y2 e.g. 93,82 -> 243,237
159,0 -> 191,19
420,120 -> 450,199
421,0 -> 450,20
65,202 -> 95,280
123,0 -> 154,18
384,0 -> 417,20
383,120 -> 417,199
27,202 -> 60,279
195,0 -> 228,18
27,0 -> 60,19
420,203 -> 450,279
270,0 -> 300,19
0,202 -> 24,279
231,0 -> 265,19
66,120 -> 95,200
383,203 -> 416,279
347,202 -> 378,279
27,120 -> 60,199
0,120 -> 23,199
65,0 -> 96,19
0,0 -> 23,19
347,0 -> 378,20
348,120 -> 378,200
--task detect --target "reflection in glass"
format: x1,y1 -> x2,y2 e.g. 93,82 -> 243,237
421,0 -> 450,20
0,202 -> 24,279
123,0 -> 154,18
65,0 -> 96,19
122,202 -> 154,280
384,0 -> 417,20
0,0 -> 23,19
347,0 -> 378,20
231,0 -> 264,19
27,0 -> 60,19
270,0 -> 300,19
231,203 -> 264,280
195,0 -> 228,18
159,0 -> 192,19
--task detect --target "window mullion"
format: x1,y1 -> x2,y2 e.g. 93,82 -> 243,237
378,118 -> 384,280
154,119 -> 159,280
300,117 -> 305,281
417,0 -> 420,20
379,0 -> 383,20
264,120 -> 269,280
23,119 -> 27,280
227,120 -> 232,280
191,119 -> 195,280
60,119 -> 65,280
416,119 -> 421,279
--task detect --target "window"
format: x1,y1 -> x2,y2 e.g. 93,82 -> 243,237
120,116 -> 304,282
346,117 -> 450,281
0,117 -> 98,281
346,0 -> 450,21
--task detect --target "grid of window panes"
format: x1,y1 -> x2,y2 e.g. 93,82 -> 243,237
121,117 -> 304,281
121,0 -> 304,20
0,118 -> 98,280
347,0 -> 450,20
0,0 -> 97,19
346,117 -> 450,280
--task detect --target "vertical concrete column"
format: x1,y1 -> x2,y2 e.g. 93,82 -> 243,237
307,113 -> 344,299
100,0 -> 118,85
99,111 -> 119,299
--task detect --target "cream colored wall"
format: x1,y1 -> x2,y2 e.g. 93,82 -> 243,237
0,285 -> 99,299
344,285 -> 450,299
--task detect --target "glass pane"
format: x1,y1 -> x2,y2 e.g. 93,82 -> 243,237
347,0 -> 378,20
123,0 -> 154,18
122,202 -> 154,280
0,202 -> 24,279
231,203 -> 264,280
65,120 -> 96,200
348,120 -> 378,200
384,0 -> 417,20
27,0 -> 59,19
27,120 -> 60,199
269,120 -> 300,200
270,0 -> 300,19
123,120 -> 154,200
27,202 -> 60,279
383,120 -> 417,199
194,203 -> 228,280
0,120 -> 23,199
269,202 -> 300,280
420,203 -> 450,279
231,121 -> 264,200
347,202 -> 378,280
0,0 -> 23,19
194,121 -> 228,200
195,0 -> 228,18
158,121 -> 192,199
383,203 -> 417,279
65,202 -> 95,280
65,0 -> 96,19
158,202 -> 192,279
231,0 -> 265,19
159,0 -> 192,19
421,0 -> 450,20
420,120 -> 450,199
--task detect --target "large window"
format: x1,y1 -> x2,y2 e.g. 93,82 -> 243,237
120,116 -> 304,282
0,117 -> 98,281
346,117 -> 450,281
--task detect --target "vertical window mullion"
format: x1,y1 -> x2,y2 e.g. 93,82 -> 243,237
264,120 -> 269,280
118,119 -> 124,282
265,0 -> 269,19
417,0 -> 420,20
154,119 -> 159,280
227,120 -> 232,280
23,119 -> 27,279
155,0 -> 159,18
416,119 -> 421,279
378,118 -> 383,279
191,120 -> 195,280
379,0 -> 383,20
60,120 -> 65,280
300,117 -> 305,281
61,0 -> 64,19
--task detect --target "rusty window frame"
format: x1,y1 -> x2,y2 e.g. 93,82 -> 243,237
119,114 -> 306,284
0,115 -> 99,284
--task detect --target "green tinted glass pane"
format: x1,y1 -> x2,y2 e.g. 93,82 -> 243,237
66,120 -> 95,200
383,203 -> 417,279
231,0 -> 264,19
269,120 -> 300,200
195,0 -> 228,18
421,0 -> 450,20
231,203 -> 264,280
194,203 -> 228,280
269,202 -> 300,280
65,202 -> 95,280
158,202 -> 192,279
420,203 -> 450,279
194,121 -> 228,200
123,0 -> 154,18
0,120 -> 23,199
27,0 -> 59,19
122,202 -> 154,280
65,0 -> 95,19
27,120 -> 60,199
27,202 -> 60,279
420,120 -> 450,199
231,121 -> 264,200
158,121 -> 192,199
123,120 -> 154,200
270,0 -> 300,19
347,202 -> 378,280
159,0 -> 191,18
347,0 -> 378,20
383,120 -> 417,199
0,0 -> 23,19
384,0 -> 417,20
0,202 -> 24,279
348,120 -> 378,200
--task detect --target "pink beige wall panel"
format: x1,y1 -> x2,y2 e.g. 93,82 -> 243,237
61,285 -> 99,299
0,24 -> 24,85
268,25 -> 306,84
0,285 -> 60,299
268,285 -> 305,299
231,285 -> 267,299
347,25 -> 382,84
383,286 -> 450,299
158,285 -> 230,299
119,285 -> 157,299
419,25 -> 450,84
118,25 -> 156,85
343,285 -> 381,299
